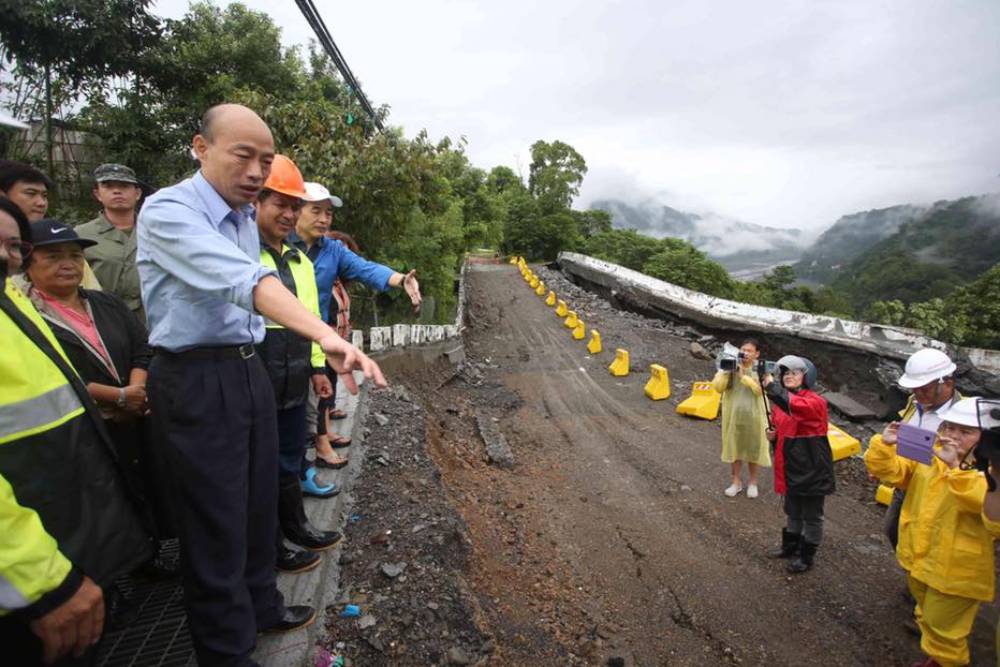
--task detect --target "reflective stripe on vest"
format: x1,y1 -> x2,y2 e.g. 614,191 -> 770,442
0,383 -> 83,444
1,283 -> 84,445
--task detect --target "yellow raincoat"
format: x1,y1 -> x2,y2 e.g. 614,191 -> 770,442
711,369 -> 771,467
865,437 -> 1000,601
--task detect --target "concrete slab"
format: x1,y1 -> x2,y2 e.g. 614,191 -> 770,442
254,371 -> 369,667
823,391 -> 879,421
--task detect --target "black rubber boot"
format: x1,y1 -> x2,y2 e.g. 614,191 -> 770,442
787,540 -> 818,573
276,525 -> 321,574
278,475 -> 342,551
261,605 -> 316,633
767,529 -> 800,559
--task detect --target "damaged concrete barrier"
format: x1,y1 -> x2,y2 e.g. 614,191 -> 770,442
609,349 -> 629,377
572,320 -> 585,340
587,329 -> 603,355
644,364 -> 671,400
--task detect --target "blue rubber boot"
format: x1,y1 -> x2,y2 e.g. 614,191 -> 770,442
300,466 -> 339,499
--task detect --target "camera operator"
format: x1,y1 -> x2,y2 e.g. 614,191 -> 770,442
762,355 -> 834,574
866,398 -> 1000,667
711,339 -> 771,498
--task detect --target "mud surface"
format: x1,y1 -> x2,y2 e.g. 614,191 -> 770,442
327,263 -> 999,666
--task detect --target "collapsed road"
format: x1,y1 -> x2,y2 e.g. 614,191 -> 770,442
327,262 -> 999,666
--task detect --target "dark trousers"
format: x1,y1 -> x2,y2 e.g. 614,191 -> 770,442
783,494 -> 825,545
276,404 -> 308,477
148,352 -> 283,666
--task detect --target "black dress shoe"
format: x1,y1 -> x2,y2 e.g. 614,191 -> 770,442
276,545 -> 321,574
262,605 -> 316,633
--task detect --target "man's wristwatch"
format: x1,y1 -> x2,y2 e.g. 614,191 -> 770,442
117,387 -> 127,408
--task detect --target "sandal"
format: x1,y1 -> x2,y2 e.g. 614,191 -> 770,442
330,409 -> 348,420
316,454 -> 349,470
329,434 -> 352,449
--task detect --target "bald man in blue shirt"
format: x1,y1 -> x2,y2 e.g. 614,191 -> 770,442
138,104 -> 385,666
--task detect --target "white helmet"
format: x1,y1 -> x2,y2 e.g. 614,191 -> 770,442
302,182 -> 344,208
898,348 -> 956,389
938,397 -> 1000,430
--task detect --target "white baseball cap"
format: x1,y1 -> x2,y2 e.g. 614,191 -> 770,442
303,181 -> 343,208
898,348 -> 956,389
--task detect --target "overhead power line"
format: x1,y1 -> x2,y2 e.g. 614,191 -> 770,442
293,0 -> 383,131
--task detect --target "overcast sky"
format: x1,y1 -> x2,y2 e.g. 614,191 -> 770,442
156,0 -> 1000,233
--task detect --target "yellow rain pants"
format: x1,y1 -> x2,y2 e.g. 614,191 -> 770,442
908,576 -> 979,666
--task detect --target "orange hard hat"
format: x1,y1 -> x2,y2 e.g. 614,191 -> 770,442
263,154 -> 307,199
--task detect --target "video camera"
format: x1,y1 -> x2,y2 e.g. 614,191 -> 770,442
970,400 -> 1000,491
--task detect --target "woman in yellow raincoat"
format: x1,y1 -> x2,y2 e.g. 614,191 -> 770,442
866,397 -> 1000,667
711,339 -> 771,498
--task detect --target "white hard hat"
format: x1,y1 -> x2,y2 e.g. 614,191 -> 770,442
302,182 -> 343,208
898,348 -> 956,389
938,397 -> 1000,430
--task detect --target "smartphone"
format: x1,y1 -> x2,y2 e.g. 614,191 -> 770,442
896,423 -> 936,465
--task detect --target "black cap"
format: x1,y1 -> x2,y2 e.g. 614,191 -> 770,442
29,219 -> 97,249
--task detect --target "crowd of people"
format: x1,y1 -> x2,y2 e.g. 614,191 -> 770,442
713,341 -> 1000,666
2,102 -> 999,667
0,103 -> 421,666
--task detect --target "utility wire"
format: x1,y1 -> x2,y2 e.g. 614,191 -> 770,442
293,0 -> 383,131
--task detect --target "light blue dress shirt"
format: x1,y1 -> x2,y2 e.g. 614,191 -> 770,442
137,171 -> 276,352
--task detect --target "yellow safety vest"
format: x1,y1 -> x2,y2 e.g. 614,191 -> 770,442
0,282 -> 80,614
0,282 -> 83,445
259,243 -> 325,369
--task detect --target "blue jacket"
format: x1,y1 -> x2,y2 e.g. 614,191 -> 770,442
289,232 -> 394,323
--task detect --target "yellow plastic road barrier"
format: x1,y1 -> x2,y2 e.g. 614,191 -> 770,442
509,256 -> 518,264
875,484 -> 894,506
529,277 -> 539,289
827,422 -> 861,461
535,282 -> 546,296
675,381 -> 721,420
564,311 -> 579,328
644,364 -> 671,400
555,300 -> 568,317
572,320 -> 585,340
545,291 -> 556,306
609,348 -> 629,377
587,329 -> 602,355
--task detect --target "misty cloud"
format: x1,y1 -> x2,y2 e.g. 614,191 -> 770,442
154,0 -> 1000,231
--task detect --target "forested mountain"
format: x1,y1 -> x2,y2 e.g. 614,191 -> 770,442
795,204 -> 927,283
823,194 -> 1000,311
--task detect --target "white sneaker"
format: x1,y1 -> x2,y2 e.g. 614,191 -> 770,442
724,483 -> 743,497
747,484 -> 759,499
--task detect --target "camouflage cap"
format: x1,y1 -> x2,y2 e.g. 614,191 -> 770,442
93,163 -> 138,184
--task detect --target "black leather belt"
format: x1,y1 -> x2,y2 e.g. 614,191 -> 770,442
156,343 -> 256,361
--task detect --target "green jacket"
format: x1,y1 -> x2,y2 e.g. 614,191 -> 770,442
76,213 -> 143,322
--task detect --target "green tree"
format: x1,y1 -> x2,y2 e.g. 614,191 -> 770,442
528,139 -> 587,214
573,209 -> 613,239
0,0 -> 161,173
642,239 -> 735,297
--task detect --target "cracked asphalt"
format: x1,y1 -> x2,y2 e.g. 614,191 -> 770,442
381,263 -> 999,666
